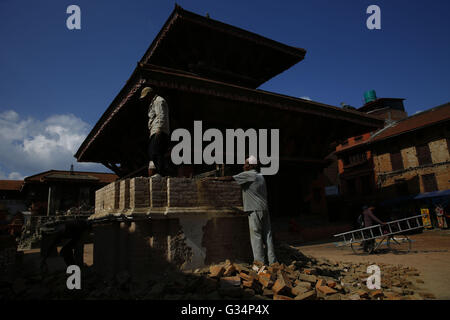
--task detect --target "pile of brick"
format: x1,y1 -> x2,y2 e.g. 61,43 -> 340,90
201,258 -> 434,300
1,243 -> 436,300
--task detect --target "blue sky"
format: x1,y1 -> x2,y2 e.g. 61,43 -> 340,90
0,0 -> 449,179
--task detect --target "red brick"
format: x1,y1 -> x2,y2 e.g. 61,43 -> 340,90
291,286 -> 308,296
278,270 -> 292,285
316,285 -> 337,295
253,260 -> 264,268
303,268 -> 315,275
263,289 -> 274,297
315,279 -> 325,289
242,279 -> 256,289
356,290 -> 369,298
258,273 -> 273,288
235,264 -> 251,274
239,272 -> 254,282
294,291 -> 316,300
257,266 -> 267,274
248,270 -> 259,280
384,292 -> 401,300
209,265 -> 225,278
274,295 -> 294,300
294,280 -> 312,290
272,271 -> 292,295
327,280 -> 337,288
223,264 -> 236,277
369,289 -> 384,299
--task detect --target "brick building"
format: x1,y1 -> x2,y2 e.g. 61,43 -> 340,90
335,100 -> 449,210
335,93 -> 409,200
336,131 -> 375,199
370,102 -> 450,198
0,181 -> 26,235
0,180 -> 23,200
19,170 -> 117,216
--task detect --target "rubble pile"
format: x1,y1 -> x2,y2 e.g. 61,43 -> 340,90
1,243 -> 436,300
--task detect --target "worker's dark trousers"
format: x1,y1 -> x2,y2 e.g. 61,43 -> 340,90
41,222 -> 88,268
60,221 -> 88,267
60,235 -> 85,267
148,132 -> 169,176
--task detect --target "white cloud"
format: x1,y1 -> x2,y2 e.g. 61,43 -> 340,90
300,96 -> 312,101
0,110 -> 109,179
7,172 -> 24,180
0,169 -> 24,180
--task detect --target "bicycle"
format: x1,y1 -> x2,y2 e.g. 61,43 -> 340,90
334,215 -> 424,255
350,233 -> 412,255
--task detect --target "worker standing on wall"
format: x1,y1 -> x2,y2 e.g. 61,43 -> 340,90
212,156 -> 277,266
140,86 -> 170,177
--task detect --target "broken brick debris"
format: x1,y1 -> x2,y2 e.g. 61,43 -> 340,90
3,243 -> 435,301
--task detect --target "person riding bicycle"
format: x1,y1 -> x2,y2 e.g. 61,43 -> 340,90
361,205 -> 385,253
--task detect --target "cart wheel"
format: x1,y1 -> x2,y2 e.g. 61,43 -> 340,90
387,235 -> 411,254
350,240 -> 369,255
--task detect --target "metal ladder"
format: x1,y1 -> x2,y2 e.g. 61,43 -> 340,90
334,214 -> 427,246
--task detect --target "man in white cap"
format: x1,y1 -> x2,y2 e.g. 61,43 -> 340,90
226,155 -> 277,265
140,86 -> 170,177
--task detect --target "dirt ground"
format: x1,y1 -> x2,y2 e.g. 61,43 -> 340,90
15,228 -> 450,300
295,228 -> 450,300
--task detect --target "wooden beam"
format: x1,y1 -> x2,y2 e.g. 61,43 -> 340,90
101,162 -> 123,176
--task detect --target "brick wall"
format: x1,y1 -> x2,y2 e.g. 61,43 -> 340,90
167,178 -> 198,207
378,164 -> 450,193
94,177 -> 243,216
430,138 -> 450,163
129,177 -> 150,209
373,153 -> 391,175
167,178 -> 242,208
375,138 -> 450,176
92,177 -> 248,280
197,180 -> 242,207
149,176 -> 167,207
94,187 -> 104,215
401,146 -> 419,169
94,181 -> 119,215
119,179 -> 130,212
374,135 -> 450,193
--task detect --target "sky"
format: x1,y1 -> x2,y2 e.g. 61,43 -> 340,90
0,0 -> 449,179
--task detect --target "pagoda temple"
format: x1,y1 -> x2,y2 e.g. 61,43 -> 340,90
74,5 -> 384,277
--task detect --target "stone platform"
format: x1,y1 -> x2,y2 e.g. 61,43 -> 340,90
90,177 -> 252,279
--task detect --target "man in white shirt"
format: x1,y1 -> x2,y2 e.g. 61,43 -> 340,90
140,87 -> 170,177
213,156 -> 277,265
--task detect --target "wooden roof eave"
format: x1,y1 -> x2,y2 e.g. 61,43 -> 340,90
140,5 -> 306,65
75,64 -> 384,162
74,66 -> 146,161
136,64 -> 384,127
